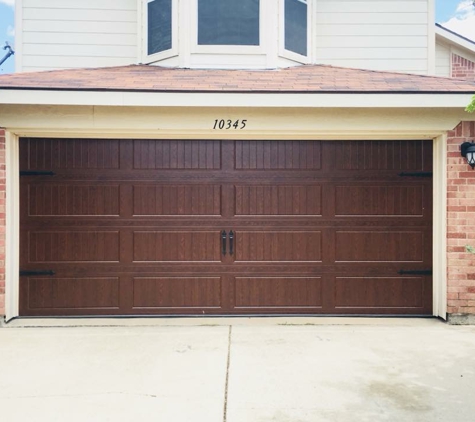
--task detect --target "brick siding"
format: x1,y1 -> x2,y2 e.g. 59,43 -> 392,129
0,129 -> 5,316
452,54 -> 475,81
447,121 -> 475,316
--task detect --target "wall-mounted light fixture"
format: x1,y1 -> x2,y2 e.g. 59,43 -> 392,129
460,141 -> 475,169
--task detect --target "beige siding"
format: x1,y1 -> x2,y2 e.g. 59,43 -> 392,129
315,0 -> 429,74
435,42 -> 451,77
20,0 -> 137,72
18,0 -> 433,73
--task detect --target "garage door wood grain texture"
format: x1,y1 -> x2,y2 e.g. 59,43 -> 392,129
20,138 -> 433,316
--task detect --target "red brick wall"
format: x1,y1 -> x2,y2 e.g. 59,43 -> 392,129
447,121 -> 475,316
0,129 -> 5,317
452,54 -> 475,80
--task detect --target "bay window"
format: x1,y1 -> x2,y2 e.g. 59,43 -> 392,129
143,0 -> 311,66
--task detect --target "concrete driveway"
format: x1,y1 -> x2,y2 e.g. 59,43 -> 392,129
1,318 -> 474,422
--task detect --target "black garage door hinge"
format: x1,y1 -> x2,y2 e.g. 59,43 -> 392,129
20,171 -> 56,176
398,269 -> 432,276
20,270 -> 55,276
398,172 -> 433,177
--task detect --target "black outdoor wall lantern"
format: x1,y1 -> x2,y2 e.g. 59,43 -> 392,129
460,141 -> 475,169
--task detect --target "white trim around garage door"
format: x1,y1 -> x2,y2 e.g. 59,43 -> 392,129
432,134 -> 448,319
5,131 -> 19,322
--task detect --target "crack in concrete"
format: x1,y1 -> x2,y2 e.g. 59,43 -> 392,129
223,325 -> 232,422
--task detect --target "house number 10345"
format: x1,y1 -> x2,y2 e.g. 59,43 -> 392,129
213,119 -> 247,130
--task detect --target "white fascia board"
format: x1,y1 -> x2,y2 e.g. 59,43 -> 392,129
435,26 -> 475,55
0,89 -> 473,109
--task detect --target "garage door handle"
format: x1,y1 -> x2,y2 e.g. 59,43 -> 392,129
20,270 -> 55,276
229,230 -> 234,255
221,230 -> 227,255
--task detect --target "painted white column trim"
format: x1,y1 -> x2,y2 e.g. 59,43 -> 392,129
136,0 -> 143,64
433,134 -> 447,319
178,0 -> 191,68
14,0 -> 23,72
5,132 -> 19,322
427,0 -> 436,75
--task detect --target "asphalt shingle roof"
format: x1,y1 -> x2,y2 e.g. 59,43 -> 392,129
0,64 -> 475,93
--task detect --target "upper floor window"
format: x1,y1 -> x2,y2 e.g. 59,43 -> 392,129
198,0 -> 260,46
143,0 -> 311,67
148,0 -> 173,55
284,0 -> 307,56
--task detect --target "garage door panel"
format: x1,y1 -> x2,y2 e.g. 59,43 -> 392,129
235,185 -> 322,216
133,140 -> 221,170
133,231 -> 222,262
235,231 -> 322,262
235,140 -> 322,170
26,277 -> 120,309
29,231 -> 120,262
335,231 -> 424,262
335,185 -> 425,217
28,184 -> 121,216
334,277 -> 427,309
20,138 -> 432,316
335,140 -> 431,171
133,184 -> 223,216
234,277 -> 323,308
132,277 -> 222,308
24,138 -> 120,170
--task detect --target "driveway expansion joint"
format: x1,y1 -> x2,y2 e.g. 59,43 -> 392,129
223,325 -> 232,422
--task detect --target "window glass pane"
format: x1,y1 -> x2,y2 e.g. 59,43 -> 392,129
148,0 -> 172,55
198,0 -> 260,46
285,0 -> 307,56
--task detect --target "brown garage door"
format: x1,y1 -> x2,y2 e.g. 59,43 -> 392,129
19,138 -> 433,316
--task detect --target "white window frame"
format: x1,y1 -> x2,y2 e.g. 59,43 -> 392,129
190,0 -> 266,55
279,0 -> 311,64
142,0 -> 179,64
